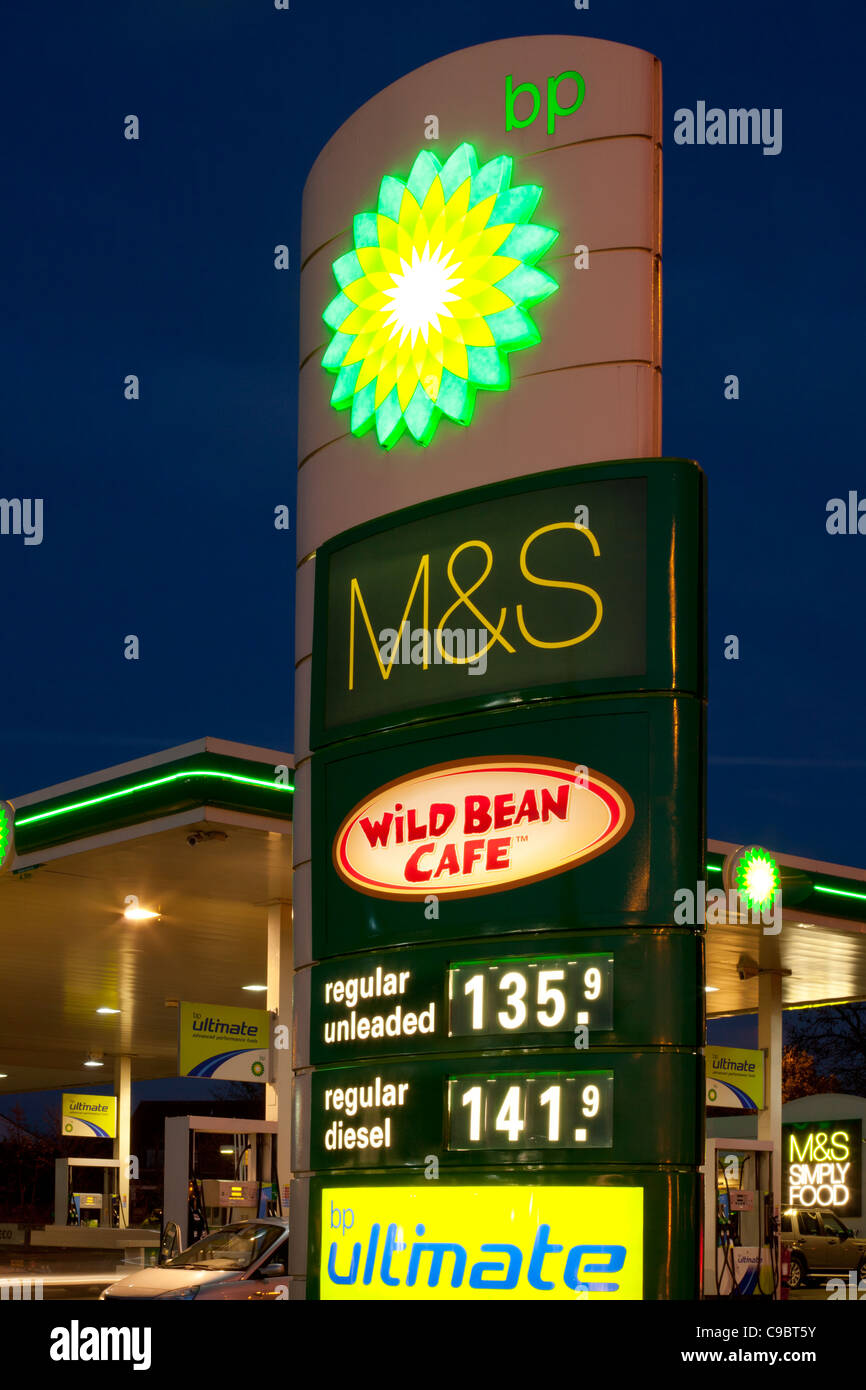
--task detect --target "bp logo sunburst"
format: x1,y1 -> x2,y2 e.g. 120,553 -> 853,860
733,847 -> 780,912
322,142 -> 559,450
0,801 -> 13,875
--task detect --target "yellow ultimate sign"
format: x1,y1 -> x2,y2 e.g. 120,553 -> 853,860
61,1094 -> 117,1138
705,1046 -> 764,1112
321,1185 -> 643,1300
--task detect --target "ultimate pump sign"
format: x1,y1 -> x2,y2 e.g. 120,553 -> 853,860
61,1094 -> 117,1139
178,1001 -> 270,1082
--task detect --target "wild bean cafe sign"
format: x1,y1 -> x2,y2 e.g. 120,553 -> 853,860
333,757 -> 634,900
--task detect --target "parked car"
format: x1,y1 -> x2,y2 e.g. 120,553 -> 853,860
100,1219 -> 289,1301
780,1209 -> 866,1288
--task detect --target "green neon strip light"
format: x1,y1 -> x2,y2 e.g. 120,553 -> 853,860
16,769 -> 294,827
814,884 -> 866,902
707,863 -> 723,872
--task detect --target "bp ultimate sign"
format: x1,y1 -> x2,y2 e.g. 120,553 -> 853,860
296,455 -> 707,1301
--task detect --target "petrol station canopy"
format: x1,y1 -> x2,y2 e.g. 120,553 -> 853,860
705,838 -> 866,1017
0,739 -> 293,1096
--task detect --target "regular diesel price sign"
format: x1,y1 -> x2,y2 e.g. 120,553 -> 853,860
448,1072 -> 613,1150
449,955 -> 613,1037
308,1051 -> 700,1170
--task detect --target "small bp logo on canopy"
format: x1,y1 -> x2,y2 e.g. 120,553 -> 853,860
322,143 -> 558,449
0,801 -> 14,874
723,845 -> 781,914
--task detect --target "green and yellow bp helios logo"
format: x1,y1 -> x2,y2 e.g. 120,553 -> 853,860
322,143 -> 558,449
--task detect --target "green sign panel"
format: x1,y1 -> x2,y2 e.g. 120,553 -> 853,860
312,694 -> 703,958
309,930 -> 702,1065
305,456 -> 707,1301
309,1051 -> 699,1171
311,458 -> 705,747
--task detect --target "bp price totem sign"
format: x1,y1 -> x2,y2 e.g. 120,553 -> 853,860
293,33 -> 698,1300
297,457 -> 706,1300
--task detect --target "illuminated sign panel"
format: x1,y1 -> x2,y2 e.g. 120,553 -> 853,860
61,1094 -> 117,1139
782,1120 -> 862,1218
333,757 -> 633,900
312,695 -> 702,957
447,1072 -> 614,1150
307,931 -> 701,1066
320,1185 -> 643,1301
311,459 -> 704,747
705,1046 -> 764,1112
216,1181 -> 259,1206
449,952 -> 613,1036
309,1052 -> 699,1170
177,1001 -> 269,1082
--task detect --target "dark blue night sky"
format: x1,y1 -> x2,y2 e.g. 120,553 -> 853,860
2,0 -> 864,879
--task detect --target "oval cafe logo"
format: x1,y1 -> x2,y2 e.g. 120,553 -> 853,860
332,757 -> 634,900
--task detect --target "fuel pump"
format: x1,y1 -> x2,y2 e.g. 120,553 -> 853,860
54,1157 -> 125,1230
704,1138 -> 777,1297
162,1115 -> 281,1247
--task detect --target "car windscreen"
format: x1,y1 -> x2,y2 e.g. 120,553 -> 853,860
821,1213 -> 847,1237
165,1224 -> 284,1271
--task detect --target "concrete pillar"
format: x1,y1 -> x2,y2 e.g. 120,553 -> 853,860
163,1116 -> 189,1236
757,970 -> 783,1214
267,899 -> 293,1204
113,1054 -> 132,1227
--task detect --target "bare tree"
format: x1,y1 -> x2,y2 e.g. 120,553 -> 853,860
787,1004 -> 866,1095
